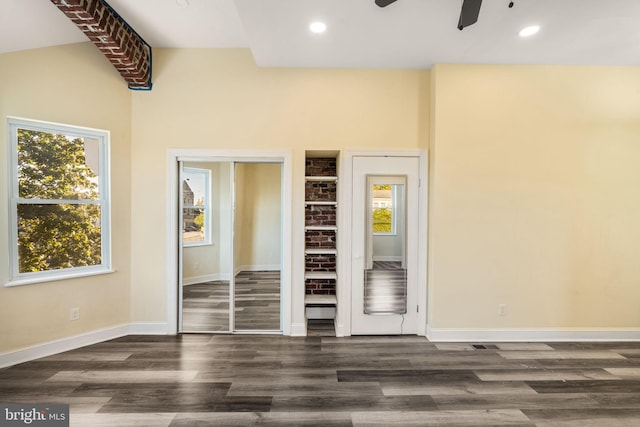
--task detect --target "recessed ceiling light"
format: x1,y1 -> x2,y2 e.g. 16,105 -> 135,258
309,22 -> 327,34
519,25 -> 540,37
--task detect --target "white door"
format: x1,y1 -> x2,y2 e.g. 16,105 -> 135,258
351,156 -> 420,335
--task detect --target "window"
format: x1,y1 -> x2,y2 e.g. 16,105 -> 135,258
7,117 -> 111,285
372,183 -> 396,235
182,167 -> 211,246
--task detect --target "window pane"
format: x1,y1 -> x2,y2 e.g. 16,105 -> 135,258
183,172 -> 206,207
17,129 -> 100,200
372,184 -> 393,233
183,208 -> 205,243
17,204 -> 102,273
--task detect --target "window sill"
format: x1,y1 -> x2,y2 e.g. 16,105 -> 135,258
5,268 -> 115,287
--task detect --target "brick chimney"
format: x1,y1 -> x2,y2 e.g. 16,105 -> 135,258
50,0 -> 152,90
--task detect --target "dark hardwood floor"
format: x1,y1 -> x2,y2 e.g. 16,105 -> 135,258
2,335 -> 640,426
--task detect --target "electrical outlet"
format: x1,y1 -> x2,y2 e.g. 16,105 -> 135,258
70,307 -> 80,321
193,262 -> 200,270
498,304 -> 507,316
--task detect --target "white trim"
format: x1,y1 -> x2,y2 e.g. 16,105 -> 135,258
5,268 -> 115,287
290,322 -> 307,337
6,117 -> 112,286
0,324 -> 129,369
182,273 -> 230,286
167,149 -> 293,336
426,326 -> 640,342
129,322 -> 170,335
339,150 -> 428,337
372,256 -> 403,262
234,264 -> 281,276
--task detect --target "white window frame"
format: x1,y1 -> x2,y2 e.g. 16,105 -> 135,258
182,167 -> 212,247
6,117 -> 112,287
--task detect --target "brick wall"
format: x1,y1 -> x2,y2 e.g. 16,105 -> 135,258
305,205 -> 336,226
305,181 -> 337,202
305,230 -> 336,249
50,0 -> 152,89
305,158 -> 337,176
305,254 -> 336,272
305,278 -> 336,295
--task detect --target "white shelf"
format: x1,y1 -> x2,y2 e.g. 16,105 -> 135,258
305,225 -> 337,232
305,248 -> 338,255
305,272 -> 337,280
305,201 -> 337,206
305,294 -> 337,305
305,176 -> 338,182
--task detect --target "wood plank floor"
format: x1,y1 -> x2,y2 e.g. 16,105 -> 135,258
2,336 -> 640,426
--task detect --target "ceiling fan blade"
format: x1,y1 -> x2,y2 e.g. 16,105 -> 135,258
375,0 -> 398,7
457,0 -> 483,30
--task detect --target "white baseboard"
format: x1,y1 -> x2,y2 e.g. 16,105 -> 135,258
234,264 -> 281,276
290,322 -> 307,337
0,324 -> 130,369
182,273 -> 230,286
335,322 -> 346,337
129,322 -> 170,335
372,256 -> 403,262
426,326 -> 640,342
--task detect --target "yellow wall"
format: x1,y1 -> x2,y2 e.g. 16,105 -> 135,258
0,43 -> 132,352
234,163 -> 282,270
429,64 -> 640,329
3,43 -> 637,354
130,48 -> 429,323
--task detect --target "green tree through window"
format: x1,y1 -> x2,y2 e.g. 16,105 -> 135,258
372,184 -> 393,233
17,129 -> 102,273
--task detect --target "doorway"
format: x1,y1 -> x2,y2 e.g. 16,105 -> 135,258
166,150 -> 292,335
350,155 -> 423,335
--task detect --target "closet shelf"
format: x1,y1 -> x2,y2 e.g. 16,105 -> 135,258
305,248 -> 338,255
305,225 -> 337,232
305,176 -> 338,182
305,201 -> 337,206
305,272 -> 337,280
305,294 -> 337,305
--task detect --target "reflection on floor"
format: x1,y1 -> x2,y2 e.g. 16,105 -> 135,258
182,270 -> 280,332
182,281 -> 229,332
234,270 -> 280,331
364,261 -> 407,315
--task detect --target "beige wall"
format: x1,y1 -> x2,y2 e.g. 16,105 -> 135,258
0,43 -> 132,353
234,163 -> 282,270
429,64 -> 640,329
5,43 -> 635,350
130,48 -> 429,323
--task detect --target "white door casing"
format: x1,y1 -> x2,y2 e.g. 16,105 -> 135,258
351,155 -> 421,335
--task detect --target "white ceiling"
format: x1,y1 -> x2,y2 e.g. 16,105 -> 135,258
1,0 -> 639,69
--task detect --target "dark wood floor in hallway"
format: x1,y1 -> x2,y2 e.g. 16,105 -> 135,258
2,335 -> 640,426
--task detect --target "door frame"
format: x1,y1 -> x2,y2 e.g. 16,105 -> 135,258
167,149 -> 293,335
337,150 -> 428,337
